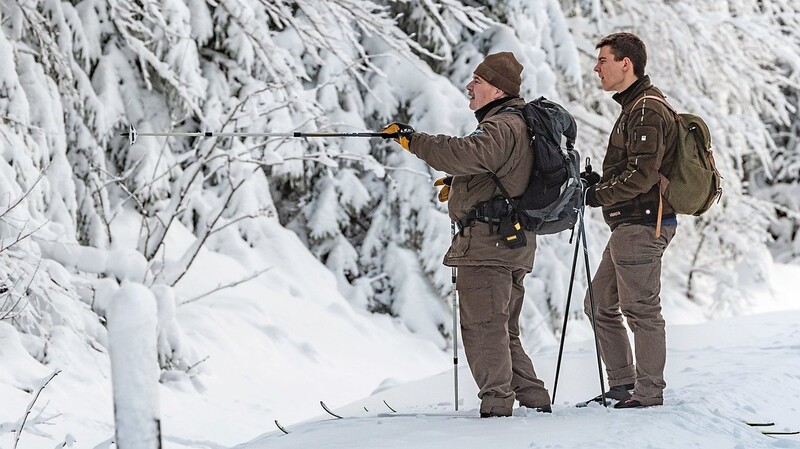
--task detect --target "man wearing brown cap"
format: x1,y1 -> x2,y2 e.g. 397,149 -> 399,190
382,52 -> 552,417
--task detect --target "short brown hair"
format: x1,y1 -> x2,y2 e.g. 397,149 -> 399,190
596,32 -> 646,78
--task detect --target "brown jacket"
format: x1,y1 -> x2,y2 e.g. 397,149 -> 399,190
409,97 -> 537,271
594,76 -> 678,229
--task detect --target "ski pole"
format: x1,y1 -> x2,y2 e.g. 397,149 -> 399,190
580,205 -> 607,406
552,220 -> 582,403
578,159 -> 608,407
451,220 -> 460,411
120,124 -> 395,146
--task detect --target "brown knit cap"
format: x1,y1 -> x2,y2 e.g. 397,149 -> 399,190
473,52 -> 523,96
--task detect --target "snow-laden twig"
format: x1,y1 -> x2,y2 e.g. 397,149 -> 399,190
0,221 -> 48,255
0,164 -> 50,220
14,370 -> 61,449
180,267 -> 273,306
185,355 -> 210,374
0,259 -> 41,321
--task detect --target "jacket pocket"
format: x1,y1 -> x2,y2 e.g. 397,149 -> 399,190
617,257 -> 656,266
631,126 -> 658,155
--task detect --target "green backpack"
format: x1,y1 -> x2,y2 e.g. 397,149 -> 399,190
636,95 -> 723,216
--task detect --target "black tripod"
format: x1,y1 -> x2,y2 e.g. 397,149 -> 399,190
551,164 -> 608,407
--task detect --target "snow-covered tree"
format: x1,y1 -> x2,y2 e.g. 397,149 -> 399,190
2,0 -> 800,386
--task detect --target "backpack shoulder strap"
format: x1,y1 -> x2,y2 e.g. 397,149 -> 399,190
632,95 -> 679,121
498,105 -> 525,122
632,95 -> 675,238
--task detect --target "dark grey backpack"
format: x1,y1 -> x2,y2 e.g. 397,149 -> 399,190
493,97 -> 581,235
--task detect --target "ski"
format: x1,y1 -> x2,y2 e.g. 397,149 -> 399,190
575,398 -> 615,408
320,401 -> 344,419
383,400 -> 397,413
743,421 -> 799,436
274,420 -> 290,435
742,421 -> 798,435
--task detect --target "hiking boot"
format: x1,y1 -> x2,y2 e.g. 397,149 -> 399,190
480,411 -> 511,418
480,406 -> 512,418
614,399 -> 646,409
575,383 -> 634,407
519,402 -> 552,414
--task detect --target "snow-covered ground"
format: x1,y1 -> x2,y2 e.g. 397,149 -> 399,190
238,306 -> 800,449
0,214 -> 449,449
234,264 -> 800,449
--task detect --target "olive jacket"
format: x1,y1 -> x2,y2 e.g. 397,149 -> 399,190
594,75 -> 679,229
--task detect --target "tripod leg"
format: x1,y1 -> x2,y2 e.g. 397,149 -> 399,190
579,209 -> 608,407
552,223 -> 582,404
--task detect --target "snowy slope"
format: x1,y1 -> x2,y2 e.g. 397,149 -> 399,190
238,302 -> 800,449
0,214 -> 449,449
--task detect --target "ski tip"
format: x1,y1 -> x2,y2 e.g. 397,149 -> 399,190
274,420 -> 289,435
320,400 -> 344,419
383,400 -> 397,413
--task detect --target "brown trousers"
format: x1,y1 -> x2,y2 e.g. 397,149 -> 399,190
584,223 -> 676,405
457,265 -> 551,415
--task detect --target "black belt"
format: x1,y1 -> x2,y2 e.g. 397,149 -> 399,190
457,198 -> 513,234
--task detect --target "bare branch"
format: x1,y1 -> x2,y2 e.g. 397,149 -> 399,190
1,259 -> 41,321
166,177 -> 249,286
0,221 -> 48,254
179,267 -> 272,306
185,355 -> 210,374
14,370 -> 61,449
0,163 -> 50,220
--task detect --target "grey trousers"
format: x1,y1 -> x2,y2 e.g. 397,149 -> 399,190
584,223 -> 676,405
457,265 -> 551,415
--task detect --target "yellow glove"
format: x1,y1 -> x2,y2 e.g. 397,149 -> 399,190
434,176 -> 452,202
380,122 -> 415,151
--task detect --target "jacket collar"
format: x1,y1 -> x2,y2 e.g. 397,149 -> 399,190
612,75 -> 652,108
474,96 -> 522,122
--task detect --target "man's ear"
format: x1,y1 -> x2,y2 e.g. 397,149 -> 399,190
623,57 -> 632,72
493,86 -> 506,99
